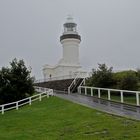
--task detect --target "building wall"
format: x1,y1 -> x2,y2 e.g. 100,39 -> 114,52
43,64 -> 82,80
61,39 -> 80,65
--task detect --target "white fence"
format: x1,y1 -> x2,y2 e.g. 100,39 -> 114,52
78,86 -> 140,106
0,87 -> 54,115
35,75 -> 72,83
35,72 -> 89,83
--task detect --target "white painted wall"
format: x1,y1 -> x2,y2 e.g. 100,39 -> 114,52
43,64 -> 82,80
60,38 -> 80,66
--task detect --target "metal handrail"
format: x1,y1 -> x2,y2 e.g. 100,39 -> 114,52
68,72 -> 81,94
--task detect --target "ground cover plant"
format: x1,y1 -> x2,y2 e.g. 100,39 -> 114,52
0,97 -> 140,140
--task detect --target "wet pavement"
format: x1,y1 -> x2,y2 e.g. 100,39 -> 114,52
55,91 -> 140,120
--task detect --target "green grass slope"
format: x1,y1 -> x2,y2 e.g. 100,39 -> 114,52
0,97 -> 140,140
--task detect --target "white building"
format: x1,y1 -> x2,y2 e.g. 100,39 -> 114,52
43,16 -> 86,80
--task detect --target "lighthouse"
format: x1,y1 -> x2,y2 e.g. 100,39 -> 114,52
59,16 -> 81,67
43,16 -> 86,80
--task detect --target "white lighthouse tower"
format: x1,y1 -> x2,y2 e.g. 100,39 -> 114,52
59,16 -> 81,67
43,16 -> 86,80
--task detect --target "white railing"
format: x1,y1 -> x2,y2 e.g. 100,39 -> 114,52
77,78 -> 86,93
78,86 -> 140,106
35,72 -> 89,83
0,87 -> 54,115
35,75 -> 74,83
79,78 -> 86,86
68,72 -> 88,94
73,71 -> 89,79
68,74 -> 79,94
34,86 -> 54,96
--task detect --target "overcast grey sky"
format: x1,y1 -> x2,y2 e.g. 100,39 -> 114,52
0,0 -> 140,79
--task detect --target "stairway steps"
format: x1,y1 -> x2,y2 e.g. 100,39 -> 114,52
34,79 -> 74,91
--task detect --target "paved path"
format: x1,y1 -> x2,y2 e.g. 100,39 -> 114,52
55,92 -> 140,120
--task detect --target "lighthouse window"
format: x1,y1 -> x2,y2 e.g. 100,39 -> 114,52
67,27 -> 73,31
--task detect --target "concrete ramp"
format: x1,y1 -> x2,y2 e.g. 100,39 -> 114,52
55,92 -> 140,120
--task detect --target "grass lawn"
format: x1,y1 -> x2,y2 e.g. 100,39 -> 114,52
0,97 -> 140,140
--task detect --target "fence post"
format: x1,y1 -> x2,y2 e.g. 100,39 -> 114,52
83,79 -> 86,85
91,88 -> 93,96
108,90 -> 111,100
39,94 -> 42,101
120,91 -> 124,103
29,97 -> 31,105
85,87 -> 87,95
68,87 -> 70,94
136,92 -> 139,106
2,105 -> 4,115
47,92 -> 49,98
16,102 -> 19,110
98,88 -> 101,98
51,89 -> 54,96
79,87 -> 81,94
77,87 -> 79,94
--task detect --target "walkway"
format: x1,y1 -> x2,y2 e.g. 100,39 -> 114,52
55,91 -> 140,120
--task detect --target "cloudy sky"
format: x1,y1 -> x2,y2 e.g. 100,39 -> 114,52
0,0 -> 140,79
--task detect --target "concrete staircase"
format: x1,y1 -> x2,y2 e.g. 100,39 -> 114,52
34,79 -> 74,92
34,78 -> 83,93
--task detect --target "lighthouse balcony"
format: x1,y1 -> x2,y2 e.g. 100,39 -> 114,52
60,34 -> 81,42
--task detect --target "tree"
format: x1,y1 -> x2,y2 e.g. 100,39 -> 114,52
86,64 -> 114,88
136,69 -> 140,81
114,70 -> 138,91
86,64 -> 139,91
0,58 -> 34,104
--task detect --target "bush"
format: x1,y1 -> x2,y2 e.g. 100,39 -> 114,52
86,64 -> 115,88
0,58 -> 34,104
136,69 -> 140,81
86,64 -> 139,91
113,71 -> 138,91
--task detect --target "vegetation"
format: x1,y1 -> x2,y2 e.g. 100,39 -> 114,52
113,70 -> 138,91
136,69 -> 140,81
86,64 -> 140,91
0,58 -> 34,104
1,97 -> 140,140
86,64 -> 114,88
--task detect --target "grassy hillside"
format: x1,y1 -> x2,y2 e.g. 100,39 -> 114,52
0,97 -> 140,140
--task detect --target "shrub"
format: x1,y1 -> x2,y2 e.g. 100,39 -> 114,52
136,69 -> 140,81
0,58 -> 34,104
86,64 -> 115,88
113,70 -> 138,91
